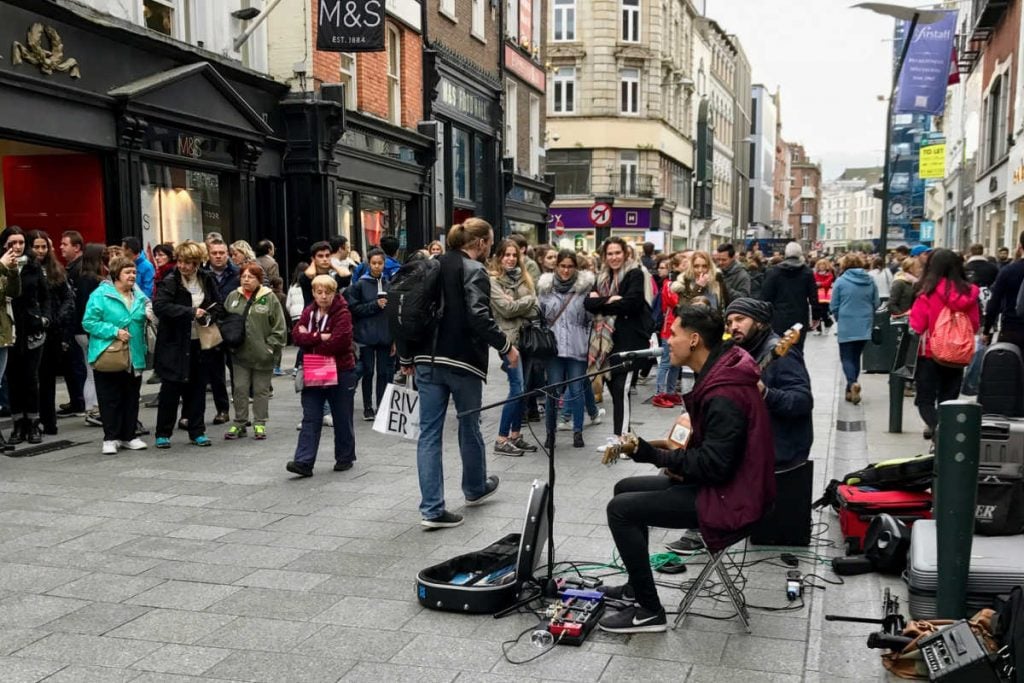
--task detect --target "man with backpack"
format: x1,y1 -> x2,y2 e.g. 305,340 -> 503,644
984,231 -> 1024,357
397,219 -> 518,529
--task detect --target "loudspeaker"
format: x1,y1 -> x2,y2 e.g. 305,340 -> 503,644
751,459 -> 813,547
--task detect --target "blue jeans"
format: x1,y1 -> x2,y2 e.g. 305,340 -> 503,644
358,345 -> 395,411
563,373 -> 598,421
546,357 -> 587,434
655,340 -> 680,394
294,368 -> 357,467
415,365 -> 489,520
498,357 -> 524,437
838,340 -> 867,390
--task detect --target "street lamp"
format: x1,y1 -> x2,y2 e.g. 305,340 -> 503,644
852,2 -> 946,257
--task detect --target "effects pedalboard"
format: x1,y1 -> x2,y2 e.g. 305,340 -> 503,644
544,589 -> 605,646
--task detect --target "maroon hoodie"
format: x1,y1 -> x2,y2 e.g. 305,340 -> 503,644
635,343 -> 776,551
292,295 -> 355,371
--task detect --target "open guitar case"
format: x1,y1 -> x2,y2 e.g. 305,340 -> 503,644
416,479 -> 550,614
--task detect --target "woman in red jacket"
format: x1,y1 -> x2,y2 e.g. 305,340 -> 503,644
812,258 -> 835,334
909,249 -> 980,445
287,274 -> 357,477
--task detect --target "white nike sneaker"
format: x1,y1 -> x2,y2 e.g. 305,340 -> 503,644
118,438 -> 148,451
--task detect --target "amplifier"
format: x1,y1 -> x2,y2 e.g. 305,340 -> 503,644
917,620 -> 1002,682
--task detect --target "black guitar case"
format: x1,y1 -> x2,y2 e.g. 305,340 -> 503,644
416,479 -> 549,614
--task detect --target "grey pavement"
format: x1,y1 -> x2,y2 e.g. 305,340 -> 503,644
0,335 -> 929,681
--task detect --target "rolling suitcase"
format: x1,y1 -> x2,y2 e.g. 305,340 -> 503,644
978,342 -> 1024,418
979,417 -> 1024,480
835,484 -> 932,555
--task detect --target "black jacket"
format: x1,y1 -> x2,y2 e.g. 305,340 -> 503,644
412,250 -> 510,381
746,330 -> 814,466
719,260 -> 751,303
153,268 -> 221,383
584,265 -> 651,352
985,259 -> 1024,335
74,275 -> 102,336
345,273 -> 391,347
965,257 -> 999,289
760,258 -> 817,335
12,259 -> 50,343
204,262 -> 240,303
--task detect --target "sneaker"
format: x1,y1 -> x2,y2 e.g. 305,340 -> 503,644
296,421 -> 302,431
598,583 -> 636,602
668,393 -> 684,406
651,394 -> 676,408
155,437 -> 171,449
573,432 -> 585,448
589,408 -> 606,426
333,461 -> 353,472
636,375 -> 650,385
253,425 -> 267,440
101,440 -> 118,455
850,383 -> 862,405
286,460 -> 313,478
923,426 -> 934,440
57,403 -> 85,418
465,475 -> 500,506
665,530 -> 705,555
421,511 -> 464,529
85,411 -> 103,427
557,417 -> 572,431
117,438 -> 147,451
273,367 -> 286,377
598,604 -> 667,634
363,408 -> 375,422
595,436 -> 619,453
144,397 -> 159,408
191,435 -> 212,447
494,440 -> 524,457
146,374 -> 162,384
510,435 -> 538,453
224,425 -> 246,440
213,412 -> 230,425
323,414 -> 334,427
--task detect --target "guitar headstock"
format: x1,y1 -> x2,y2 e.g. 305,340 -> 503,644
774,323 -> 803,358
601,433 -> 639,466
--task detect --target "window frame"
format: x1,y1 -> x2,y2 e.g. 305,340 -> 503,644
504,79 -> 518,168
386,26 -> 402,125
621,0 -> 640,43
552,67 -> 576,114
142,0 -> 186,39
546,149 -> 591,195
472,0 -> 486,41
619,68 -> 640,115
619,150 -> 639,195
440,0 -> 457,21
339,52 -> 358,110
553,0 -> 576,41
529,94 -> 541,177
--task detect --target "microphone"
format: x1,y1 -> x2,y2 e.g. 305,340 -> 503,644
611,347 -> 662,361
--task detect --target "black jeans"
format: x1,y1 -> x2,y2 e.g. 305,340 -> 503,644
38,335 -> 63,429
7,342 -> 43,418
606,365 -> 633,436
358,345 -> 394,411
62,334 -> 86,411
915,357 -> 964,433
155,341 -> 209,440
607,475 -> 700,611
94,370 -> 142,441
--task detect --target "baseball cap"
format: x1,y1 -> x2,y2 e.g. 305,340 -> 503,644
909,245 -> 931,257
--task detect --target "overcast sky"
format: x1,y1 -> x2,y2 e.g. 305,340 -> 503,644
707,0 -> 910,180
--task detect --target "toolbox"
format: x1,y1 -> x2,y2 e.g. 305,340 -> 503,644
836,484 -> 932,555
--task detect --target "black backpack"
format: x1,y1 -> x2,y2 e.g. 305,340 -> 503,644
386,258 -> 443,348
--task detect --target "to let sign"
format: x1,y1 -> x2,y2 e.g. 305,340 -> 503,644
317,0 -> 386,52
918,143 -> 945,179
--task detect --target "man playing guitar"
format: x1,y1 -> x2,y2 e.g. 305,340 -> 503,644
598,304 -> 776,634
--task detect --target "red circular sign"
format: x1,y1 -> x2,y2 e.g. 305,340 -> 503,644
589,202 -> 612,228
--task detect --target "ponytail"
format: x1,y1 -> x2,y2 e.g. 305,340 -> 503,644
446,217 -> 493,251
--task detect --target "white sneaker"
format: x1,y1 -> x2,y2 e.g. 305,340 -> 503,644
590,408 -> 606,426
557,418 -> 572,431
118,438 -> 148,451
323,414 -> 334,427
102,440 -> 118,455
296,421 -> 302,431
595,436 -> 619,453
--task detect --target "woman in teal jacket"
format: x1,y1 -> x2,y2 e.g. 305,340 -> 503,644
83,256 -> 151,455
829,253 -> 880,405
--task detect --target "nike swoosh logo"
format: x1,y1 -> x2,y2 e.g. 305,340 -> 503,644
632,613 -> 660,626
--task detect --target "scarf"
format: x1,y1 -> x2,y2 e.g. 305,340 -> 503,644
553,272 -> 577,294
588,269 -> 620,372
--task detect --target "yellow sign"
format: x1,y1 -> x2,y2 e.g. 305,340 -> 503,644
919,144 -> 945,179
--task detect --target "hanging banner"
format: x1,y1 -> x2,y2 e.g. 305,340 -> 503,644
317,0 -> 386,52
919,143 -> 946,179
894,10 -> 958,115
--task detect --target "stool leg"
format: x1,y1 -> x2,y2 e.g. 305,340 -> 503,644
715,561 -> 751,633
672,550 -> 723,630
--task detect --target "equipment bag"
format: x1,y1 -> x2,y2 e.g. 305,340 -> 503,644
975,477 -> 1024,536
813,454 -> 935,511
978,342 -> 1024,418
835,485 -> 932,555
994,586 -> 1024,683
929,301 -> 975,367
386,258 -> 443,348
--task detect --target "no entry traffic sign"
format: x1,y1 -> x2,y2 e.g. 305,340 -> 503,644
589,202 -> 612,227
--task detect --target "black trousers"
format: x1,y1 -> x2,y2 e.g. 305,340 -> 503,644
94,370 -> 142,441
62,334 -> 86,411
38,335 -> 63,429
915,357 -> 964,433
606,365 -> 633,436
358,344 -> 394,411
156,341 -> 209,440
7,342 -> 42,418
205,346 -> 231,414
607,475 -> 700,611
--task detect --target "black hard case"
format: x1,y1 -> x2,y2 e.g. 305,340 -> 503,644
978,342 -> 1024,418
416,480 -> 549,614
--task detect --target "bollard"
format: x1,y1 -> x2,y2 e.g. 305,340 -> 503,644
934,400 -> 981,619
888,373 -> 904,434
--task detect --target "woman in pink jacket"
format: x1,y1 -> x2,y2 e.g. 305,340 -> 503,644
909,248 -> 980,445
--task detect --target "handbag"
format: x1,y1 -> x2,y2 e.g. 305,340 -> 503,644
220,296 -> 255,349
520,293 -> 575,357
302,352 -> 338,387
372,379 -> 420,439
93,338 -> 130,373
196,321 -> 223,350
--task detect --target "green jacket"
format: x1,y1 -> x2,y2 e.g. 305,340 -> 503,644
224,286 -> 286,369
0,263 -> 21,348
82,281 -> 150,370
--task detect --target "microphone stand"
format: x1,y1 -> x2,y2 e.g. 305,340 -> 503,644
458,355 -> 640,616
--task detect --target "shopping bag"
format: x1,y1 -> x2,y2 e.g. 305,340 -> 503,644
302,353 -> 338,387
196,322 -> 223,350
372,381 -> 419,439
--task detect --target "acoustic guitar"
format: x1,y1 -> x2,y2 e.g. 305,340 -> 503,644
600,323 -> 803,466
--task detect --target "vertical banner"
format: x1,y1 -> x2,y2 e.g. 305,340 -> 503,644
894,10 -> 958,115
317,0 -> 386,52
519,0 -> 533,48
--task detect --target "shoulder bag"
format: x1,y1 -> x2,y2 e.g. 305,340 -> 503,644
94,338 -> 130,373
519,294 -> 575,358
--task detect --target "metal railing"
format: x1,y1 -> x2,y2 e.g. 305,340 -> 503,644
607,173 -> 655,198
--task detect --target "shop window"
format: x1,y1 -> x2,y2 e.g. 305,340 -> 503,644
140,162 -> 226,245
553,67 -> 575,114
621,0 -> 640,43
547,149 -> 590,195
361,194 -> 390,249
474,136 -> 488,206
553,0 -> 575,41
336,189 -> 354,246
387,27 -> 401,125
504,80 -> 518,168
509,220 -> 537,245
339,53 -> 358,109
452,128 -> 471,201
